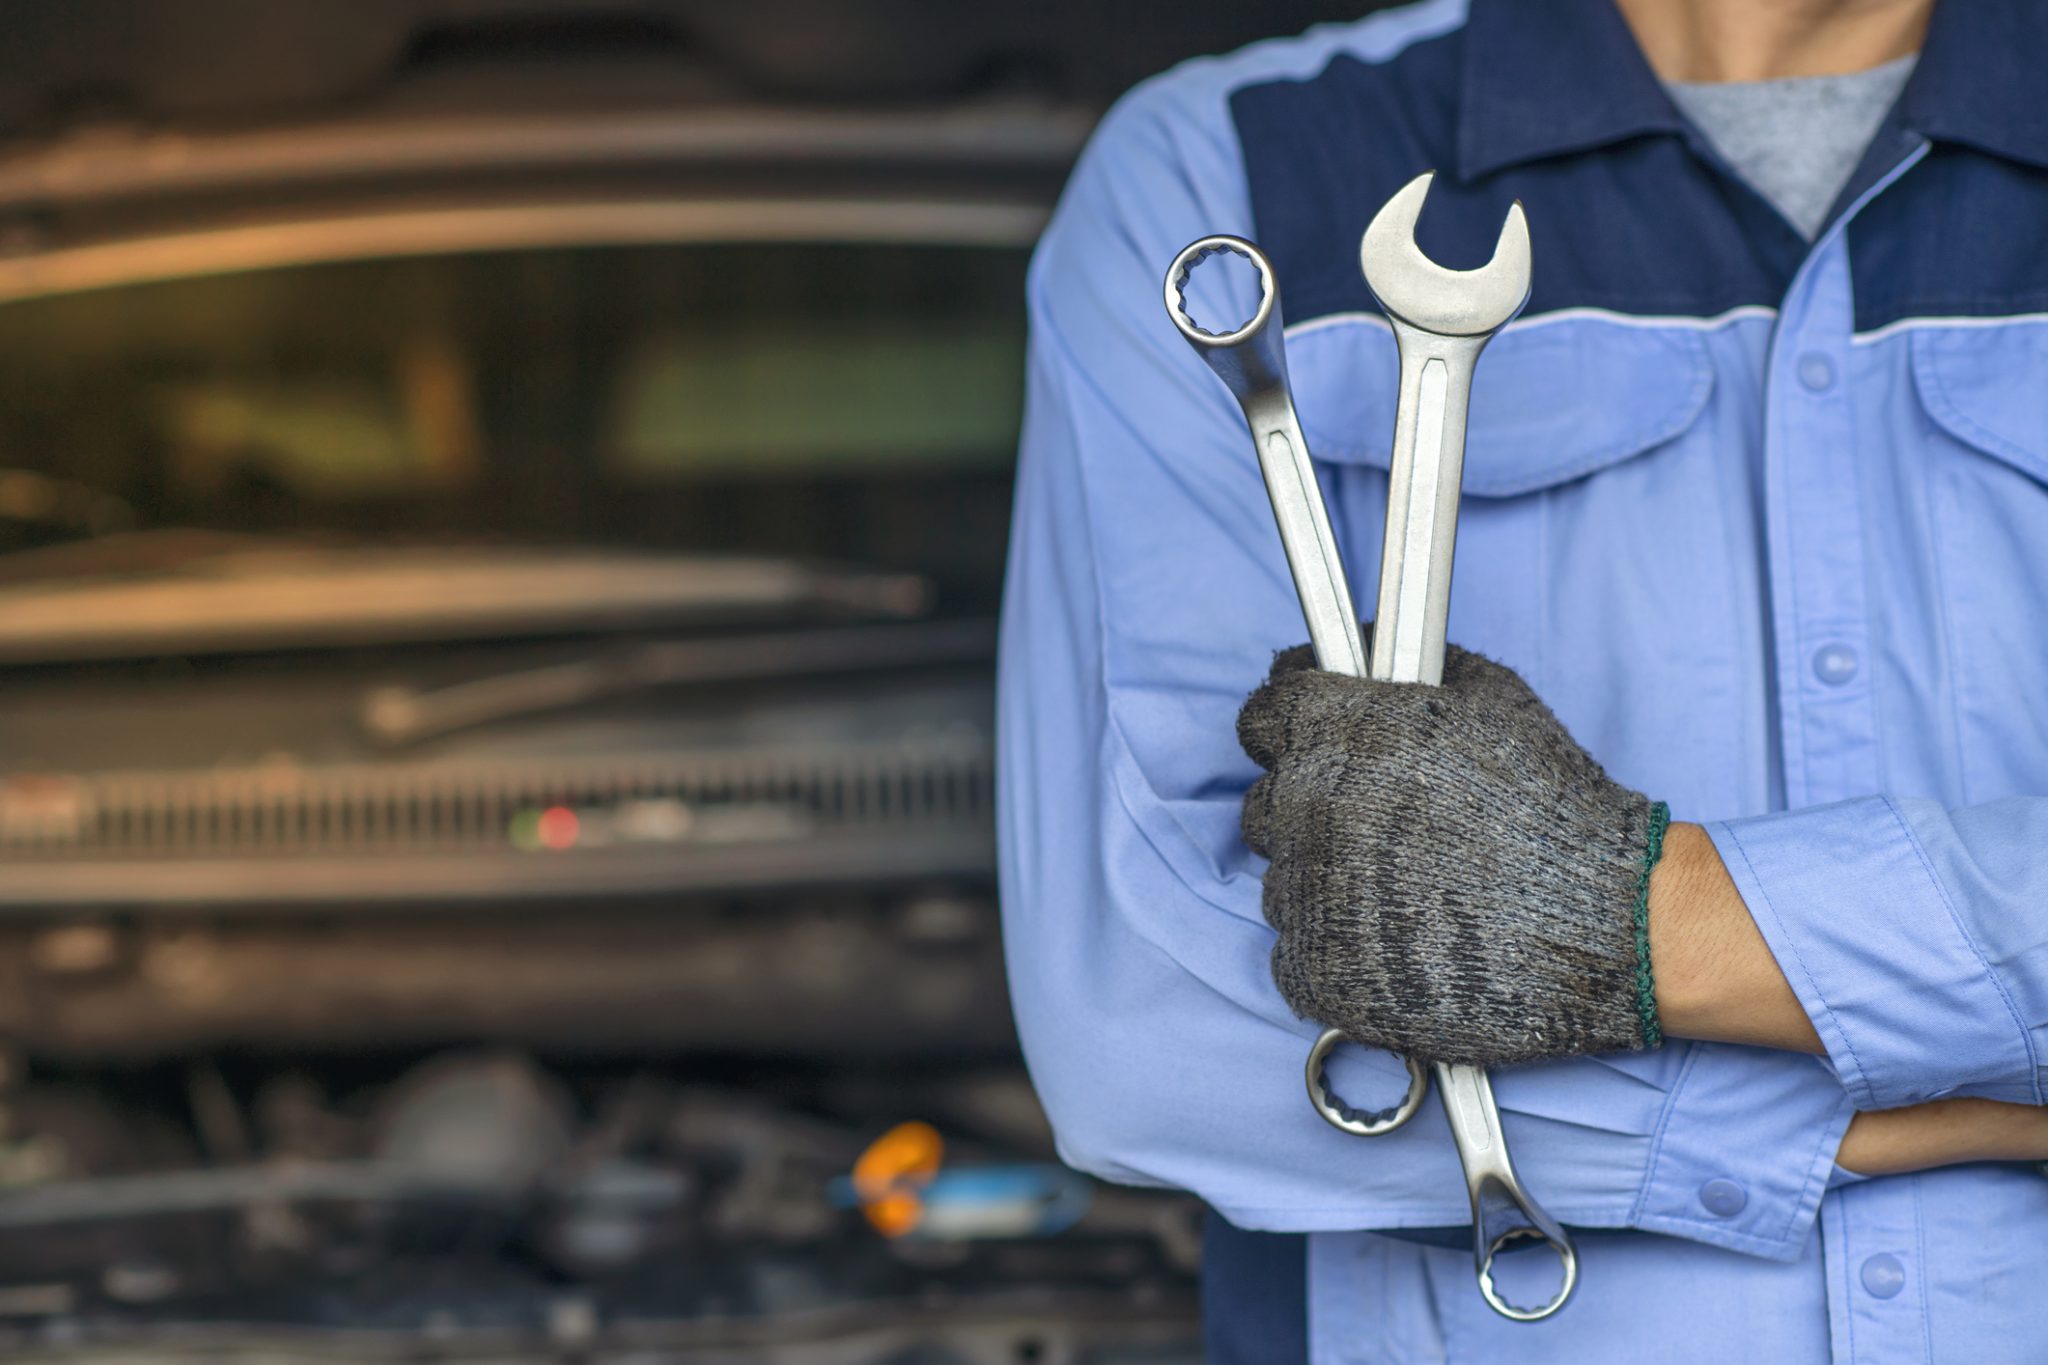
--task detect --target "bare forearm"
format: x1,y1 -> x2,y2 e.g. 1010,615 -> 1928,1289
1647,821 -> 1823,1053
1839,1098 -> 2048,1175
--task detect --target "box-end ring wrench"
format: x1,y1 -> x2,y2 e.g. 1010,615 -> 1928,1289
1163,174 -> 1575,1322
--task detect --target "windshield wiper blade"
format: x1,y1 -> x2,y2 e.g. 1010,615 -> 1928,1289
0,545 -> 933,662
360,618 -> 997,747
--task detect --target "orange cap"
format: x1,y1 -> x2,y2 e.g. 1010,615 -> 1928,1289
850,1120 -> 945,1238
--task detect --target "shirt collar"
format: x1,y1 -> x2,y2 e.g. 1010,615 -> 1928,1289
1456,0 -> 2048,183
1456,0 -> 1686,182
1898,0 -> 2048,170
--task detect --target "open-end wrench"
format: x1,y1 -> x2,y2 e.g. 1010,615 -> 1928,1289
1164,173 -> 1575,1321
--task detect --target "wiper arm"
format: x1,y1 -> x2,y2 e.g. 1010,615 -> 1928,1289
0,550 -> 934,663
360,618 -> 996,748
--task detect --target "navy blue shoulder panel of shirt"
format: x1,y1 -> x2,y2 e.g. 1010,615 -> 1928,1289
1225,26 -> 1801,324
1850,140 -> 2048,328
1853,1 -> 2048,329
1226,12 -> 2048,333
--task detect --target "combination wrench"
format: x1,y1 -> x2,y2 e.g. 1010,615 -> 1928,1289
1163,172 -> 1576,1321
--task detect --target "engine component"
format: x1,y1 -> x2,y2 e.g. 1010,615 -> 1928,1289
371,1052 -> 574,1188
0,895 -> 1011,1059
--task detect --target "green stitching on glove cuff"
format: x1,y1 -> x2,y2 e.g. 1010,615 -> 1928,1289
1632,801 -> 1671,1050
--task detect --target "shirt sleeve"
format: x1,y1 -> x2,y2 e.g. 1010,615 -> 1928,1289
996,76 -> 1853,1261
1709,796 -> 2048,1111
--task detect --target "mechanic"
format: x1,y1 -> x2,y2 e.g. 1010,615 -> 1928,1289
997,0 -> 2048,1359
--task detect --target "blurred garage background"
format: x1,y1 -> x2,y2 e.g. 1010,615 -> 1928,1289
0,3 -> 1364,1361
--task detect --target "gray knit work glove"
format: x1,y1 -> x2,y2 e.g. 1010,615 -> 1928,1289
1237,638 -> 1669,1068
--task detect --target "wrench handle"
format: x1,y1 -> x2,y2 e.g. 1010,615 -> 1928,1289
1371,323 -> 1484,688
1258,413 -> 1369,676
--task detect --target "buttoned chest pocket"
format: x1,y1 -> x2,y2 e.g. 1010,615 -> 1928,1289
1910,325 -> 2048,800
1279,318 -> 1750,811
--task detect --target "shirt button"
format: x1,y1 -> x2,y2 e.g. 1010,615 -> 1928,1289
1812,643 -> 1859,686
1797,352 -> 1837,391
1698,1178 -> 1747,1217
1860,1252 -> 1906,1299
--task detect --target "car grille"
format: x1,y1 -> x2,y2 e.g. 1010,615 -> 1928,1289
0,734 -> 991,861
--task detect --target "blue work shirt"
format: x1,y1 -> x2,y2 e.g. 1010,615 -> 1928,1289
996,0 -> 2048,1359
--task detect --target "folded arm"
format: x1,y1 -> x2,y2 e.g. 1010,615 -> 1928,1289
1654,820 -> 2048,1173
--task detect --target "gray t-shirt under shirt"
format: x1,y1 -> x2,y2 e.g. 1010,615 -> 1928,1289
1665,54 -> 1917,239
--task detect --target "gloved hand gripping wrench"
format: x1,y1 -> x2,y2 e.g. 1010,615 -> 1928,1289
1164,171 -> 1576,1321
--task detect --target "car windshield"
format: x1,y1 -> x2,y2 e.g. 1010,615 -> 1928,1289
0,240 -> 1029,607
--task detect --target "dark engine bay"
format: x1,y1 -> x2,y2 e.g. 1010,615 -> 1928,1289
0,593 -> 1200,1363
0,1050 -> 1198,1363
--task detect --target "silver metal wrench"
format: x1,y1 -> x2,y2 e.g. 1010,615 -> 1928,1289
1163,172 -> 1576,1321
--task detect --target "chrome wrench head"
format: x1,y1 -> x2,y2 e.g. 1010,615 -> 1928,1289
1360,171 -> 1531,337
1359,171 -> 1529,689
1163,235 -> 1287,406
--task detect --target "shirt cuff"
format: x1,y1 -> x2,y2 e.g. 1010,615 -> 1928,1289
1707,798 -> 2038,1109
1630,1042 -> 1852,1261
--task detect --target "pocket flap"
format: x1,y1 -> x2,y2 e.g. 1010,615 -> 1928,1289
1911,323 -> 2048,485
1282,316 -> 1715,497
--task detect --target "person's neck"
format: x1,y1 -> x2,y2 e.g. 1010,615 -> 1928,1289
1612,0 -> 1933,83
